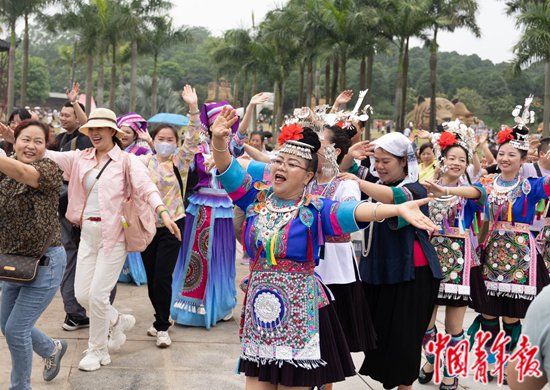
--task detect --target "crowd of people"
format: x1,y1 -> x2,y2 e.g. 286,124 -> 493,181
0,84 -> 549,390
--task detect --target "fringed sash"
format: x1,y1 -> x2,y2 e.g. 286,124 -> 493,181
175,205 -> 212,314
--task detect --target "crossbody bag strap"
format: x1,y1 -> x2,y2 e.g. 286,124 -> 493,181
173,163 -> 184,201
534,162 -> 542,177
79,158 -> 113,224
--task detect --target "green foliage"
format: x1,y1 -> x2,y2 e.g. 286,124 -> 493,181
157,61 -> 185,88
15,55 -> 50,104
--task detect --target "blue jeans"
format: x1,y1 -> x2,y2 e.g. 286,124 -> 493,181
0,246 -> 66,390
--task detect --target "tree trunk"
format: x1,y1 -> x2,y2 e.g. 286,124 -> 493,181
306,57 -> 314,108
20,13 -> 29,107
394,40 -> 405,132
251,72 -> 258,131
314,57 -> 321,107
544,58 -> 550,138
400,37 -> 410,132
359,56 -> 366,91
151,54 -> 159,116
232,74 -> 240,107
242,70 -> 249,108
365,54 -> 374,140
331,55 -> 339,106
297,60 -> 305,107
129,40 -> 138,112
339,46 -> 347,91
108,42 -> 117,109
275,80 -> 285,133
85,55 -> 93,116
429,27 -> 438,132
7,20 -> 16,115
325,59 -> 330,104
97,54 -> 105,106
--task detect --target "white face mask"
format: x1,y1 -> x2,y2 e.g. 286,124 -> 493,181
155,142 -> 177,157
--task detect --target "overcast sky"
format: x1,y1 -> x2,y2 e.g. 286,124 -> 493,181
174,0 -> 522,64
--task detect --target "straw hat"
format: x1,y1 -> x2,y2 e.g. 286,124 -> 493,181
80,108 -> 125,139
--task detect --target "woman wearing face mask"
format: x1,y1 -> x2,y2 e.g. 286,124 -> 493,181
341,132 -> 442,390
0,120 -> 68,389
418,121 -> 487,390
138,85 -> 201,348
209,107 -> 437,390
425,114 -> 550,384
42,107 -> 181,371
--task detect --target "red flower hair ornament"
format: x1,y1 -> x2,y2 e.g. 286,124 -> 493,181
277,123 -> 304,145
438,131 -> 458,150
497,128 -> 514,145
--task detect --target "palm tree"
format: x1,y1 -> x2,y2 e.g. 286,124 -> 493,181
509,1 -> 550,136
378,0 -> 433,131
46,0 -> 103,114
426,0 -> 480,131
0,0 -> 25,114
141,16 -> 191,114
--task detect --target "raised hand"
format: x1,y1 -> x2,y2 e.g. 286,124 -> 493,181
66,82 -> 80,103
210,106 -> 238,139
338,172 -> 360,183
249,92 -> 270,106
181,84 -> 198,107
397,198 -> 437,232
0,122 -> 15,143
334,90 -> 353,107
348,140 -> 373,160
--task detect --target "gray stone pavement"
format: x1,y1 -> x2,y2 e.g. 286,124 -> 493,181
1,247 -> 547,389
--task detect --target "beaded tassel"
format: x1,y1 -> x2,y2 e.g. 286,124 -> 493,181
507,202 -> 513,222
267,233 -> 278,266
522,196 -> 527,217
317,212 -> 324,246
473,212 -> 480,235
307,228 -> 313,262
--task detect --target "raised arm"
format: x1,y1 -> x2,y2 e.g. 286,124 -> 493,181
424,180 -> 483,199
339,140 -> 372,172
330,90 -> 353,113
243,143 -> 271,163
67,82 -> 87,126
211,106 -> 239,174
238,93 -> 270,137
0,156 -> 40,188
338,172 -> 395,204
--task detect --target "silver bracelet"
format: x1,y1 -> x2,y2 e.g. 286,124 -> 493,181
211,142 -> 228,153
372,202 -> 386,223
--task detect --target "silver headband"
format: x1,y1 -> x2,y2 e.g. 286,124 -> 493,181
279,140 -> 314,160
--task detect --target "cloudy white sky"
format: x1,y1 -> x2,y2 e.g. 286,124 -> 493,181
174,0 -> 522,64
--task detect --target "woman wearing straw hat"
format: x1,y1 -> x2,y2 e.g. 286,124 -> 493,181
44,107 -> 181,371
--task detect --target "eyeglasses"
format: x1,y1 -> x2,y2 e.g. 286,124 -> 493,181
271,158 -> 308,171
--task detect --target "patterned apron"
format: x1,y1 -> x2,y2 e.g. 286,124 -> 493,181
431,227 -> 478,300
240,257 -> 328,369
536,217 -> 550,274
481,222 -> 537,299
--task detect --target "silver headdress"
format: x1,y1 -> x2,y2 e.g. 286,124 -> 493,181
319,142 -> 339,177
279,140 -> 314,160
507,95 -> 535,151
432,119 -> 476,169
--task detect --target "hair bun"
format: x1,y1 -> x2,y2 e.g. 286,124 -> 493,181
512,125 -> 529,137
345,125 -> 358,139
300,127 -> 321,153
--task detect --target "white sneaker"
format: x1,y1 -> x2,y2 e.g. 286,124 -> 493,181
156,331 -> 172,348
108,314 -> 136,351
78,348 -> 111,371
222,309 -> 234,321
147,326 -> 157,337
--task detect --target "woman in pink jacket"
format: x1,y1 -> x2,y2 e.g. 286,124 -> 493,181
46,108 -> 181,372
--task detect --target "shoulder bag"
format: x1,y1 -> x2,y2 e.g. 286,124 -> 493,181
0,231 -> 54,283
122,154 -> 157,252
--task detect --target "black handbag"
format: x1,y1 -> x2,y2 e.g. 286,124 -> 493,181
0,231 -> 54,283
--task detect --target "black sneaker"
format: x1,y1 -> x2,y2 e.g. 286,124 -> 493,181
62,315 -> 90,331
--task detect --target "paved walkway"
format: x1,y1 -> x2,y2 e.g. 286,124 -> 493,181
0,249 -> 545,389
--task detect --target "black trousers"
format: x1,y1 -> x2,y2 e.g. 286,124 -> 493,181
141,218 -> 185,331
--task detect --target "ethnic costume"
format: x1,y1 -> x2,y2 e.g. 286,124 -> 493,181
468,173 -> 550,317
170,102 -> 245,328
357,133 -> 442,389
308,177 -> 375,352
218,158 -> 361,387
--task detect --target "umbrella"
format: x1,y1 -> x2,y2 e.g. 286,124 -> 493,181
148,113 -> 189,127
